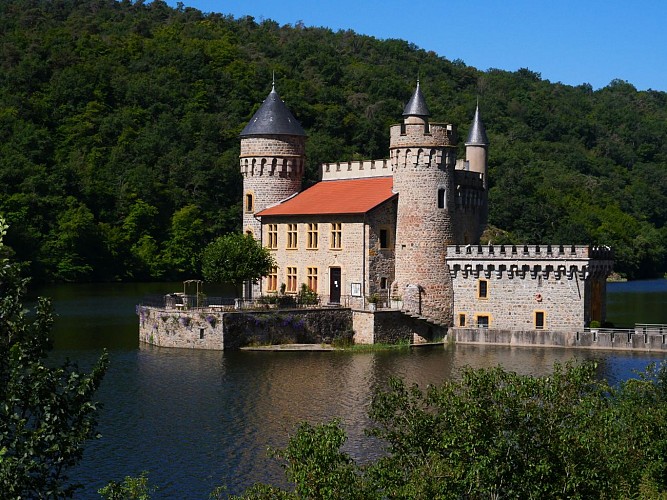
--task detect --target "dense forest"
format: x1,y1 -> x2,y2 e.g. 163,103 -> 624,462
1,0 -> 666,282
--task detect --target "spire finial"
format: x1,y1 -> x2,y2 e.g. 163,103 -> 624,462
402,78 -> 430,118
272,71 -> 276,91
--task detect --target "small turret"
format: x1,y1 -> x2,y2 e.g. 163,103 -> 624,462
465,103 -> 489,187
462,102 -> 489,237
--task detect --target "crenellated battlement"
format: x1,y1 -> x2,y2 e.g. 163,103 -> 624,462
446,244 -> 614,280
448,244 -> 613,260
320,159 -> 392,180
389,122 -> 457,149
240,156 -> 305,179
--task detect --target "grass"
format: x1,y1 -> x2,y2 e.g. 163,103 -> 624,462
333,339 -> 413,351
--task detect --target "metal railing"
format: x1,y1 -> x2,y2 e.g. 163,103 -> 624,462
138,293 -> 352,312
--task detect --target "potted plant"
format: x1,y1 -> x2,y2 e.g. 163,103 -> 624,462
367,293 -> 380,311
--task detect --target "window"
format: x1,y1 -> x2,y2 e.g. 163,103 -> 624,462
478,279 -> 488,299
267,266 -> 278,292
379,228 -> 390,249
380,277 -> 388,290
331,222 -> 342,249
307,223 -> 319,249
458,314 -> 466,327
245,229 -> 253,237
267,224 -> 278,249
535,311 -> 545,330
307,267 -> 318,292
286,267 -> 297,293
245,192 -> 254,212
287,224 -> 298,249
437,188 -> 446,209
476,315 -> 490,328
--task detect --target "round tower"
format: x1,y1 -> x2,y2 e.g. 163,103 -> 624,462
391,81 -> 458,325
465,103 -> 490,230
240,84 -> 306,239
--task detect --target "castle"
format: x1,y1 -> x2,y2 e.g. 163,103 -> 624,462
240,82 -> 613,341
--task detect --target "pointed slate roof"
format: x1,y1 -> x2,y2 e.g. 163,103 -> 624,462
402,80 -> 430,117
240,85 -> 306,137
465,104 -> 489,145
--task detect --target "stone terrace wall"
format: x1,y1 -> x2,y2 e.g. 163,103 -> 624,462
454,328 -> 667,352
139,307 -> 353,350
352,310 -> 447,345
223,309 -> 353,350
138,306 -> 224,350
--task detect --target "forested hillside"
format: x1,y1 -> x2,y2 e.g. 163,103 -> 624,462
1,0 -> 666,282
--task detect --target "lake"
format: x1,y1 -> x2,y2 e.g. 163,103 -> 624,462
31,279 -> 667,498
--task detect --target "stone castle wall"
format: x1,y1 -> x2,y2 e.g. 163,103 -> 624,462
138,306 -> 353,350
352,310 -> 446,345
138,306 -> 224,350
259,202 -> 397,307
366,199 -> 397,301
447,245 -> 614,331
260,214 -> 367,307
320,160 -> 391,180
390,122 -> 458,325
241,135 -> 305,242
240,135 -> 305,158
389,122 -> 457,147
454,328 -> 667,352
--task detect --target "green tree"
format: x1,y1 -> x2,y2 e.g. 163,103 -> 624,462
98,471 -> 155,500
0,217 -> 109,497
201,233 -> 275,291
236,361 -> 667,499
161,204 -> 207,279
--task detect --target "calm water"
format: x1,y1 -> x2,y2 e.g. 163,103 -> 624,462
30,280 -> 667,498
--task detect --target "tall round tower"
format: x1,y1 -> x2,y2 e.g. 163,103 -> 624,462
465,103 -> 489,229
239,84 -> 306,239
391,82 -> 458,325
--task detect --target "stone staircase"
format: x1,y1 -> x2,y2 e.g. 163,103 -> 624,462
401,309 -> 448,328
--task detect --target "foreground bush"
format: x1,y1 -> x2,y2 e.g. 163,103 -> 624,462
0,218 -> 108,497
233,361 -> 667,499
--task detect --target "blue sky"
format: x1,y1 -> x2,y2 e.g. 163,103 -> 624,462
165,0 -> 667,92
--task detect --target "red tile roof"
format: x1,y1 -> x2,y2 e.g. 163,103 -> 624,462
257,177 -> 395,217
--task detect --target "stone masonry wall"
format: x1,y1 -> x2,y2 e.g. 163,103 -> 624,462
352,310 -> 446,345
454,328 -> 667,352
366,199 -> 397,303
139,306 -> 353,350
240,136 -> 305,158
223,309 -> 353,350
321,159 -> 392,180
240,135 -> 305,242
447,244 -> 614,330
391,122 -> 458,325
451,273 -> 587,331
138,306 -> 224,350
260,214 -> 367,308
